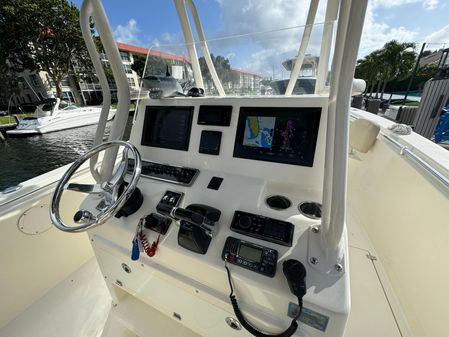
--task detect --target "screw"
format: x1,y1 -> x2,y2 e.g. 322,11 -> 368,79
121,263 -> 131,274
309,257 -> 319,265
311,225 -> 320,233
335,264 -> 343,272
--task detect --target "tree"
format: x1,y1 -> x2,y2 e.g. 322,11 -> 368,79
355,52 -> 382,97
355,40 -> 416,99
131,54 -> 147,77
377,41 -> 416,99
199,54 -> 239,91
0,0 -> 92,99
131,53 -> 178,78
417,63 -> 439,78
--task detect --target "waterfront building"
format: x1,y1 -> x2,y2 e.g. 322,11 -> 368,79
1,42 -> 269,107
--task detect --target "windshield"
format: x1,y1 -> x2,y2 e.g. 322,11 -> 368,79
138,21 -> 334,98
61,105 -> 80,110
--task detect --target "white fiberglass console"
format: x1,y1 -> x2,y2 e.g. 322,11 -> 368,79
88,96 -> 349,337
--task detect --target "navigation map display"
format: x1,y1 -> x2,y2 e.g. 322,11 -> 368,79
234,107 -> 321,166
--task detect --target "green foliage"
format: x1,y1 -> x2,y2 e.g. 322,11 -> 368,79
0,0 -> 93,98
143,55 -> 173,77
355,40 -> 417,97
417,63 -> 439,78
199,54 -> 239,87
131,54 -> 147,77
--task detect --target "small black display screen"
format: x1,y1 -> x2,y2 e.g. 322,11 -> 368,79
233,107 -> 321,166
264,222 -> 286,240
239,244 -> 263,262
198,105 -> 232,126
141,106 -> 194,151
199,130 -> 222,155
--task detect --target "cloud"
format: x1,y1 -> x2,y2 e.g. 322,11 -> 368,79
422,0 -> 439,10
425,23 -> 449,44
149,32 -> 186,55
213,0 -> 326,74
211,0 -> 434,73
359,3 -> 418,57
113,19 -> 141,45
371,0 -> 438,10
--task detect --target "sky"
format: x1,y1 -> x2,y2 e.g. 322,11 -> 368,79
71,0 -> 449,77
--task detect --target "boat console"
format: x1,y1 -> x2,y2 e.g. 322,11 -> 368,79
83,96 -> 349,337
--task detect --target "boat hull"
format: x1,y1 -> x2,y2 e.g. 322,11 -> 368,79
6,108 -> 116,137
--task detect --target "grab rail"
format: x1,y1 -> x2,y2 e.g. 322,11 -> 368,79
383,134 -> 449,190
80,0 -> 130,181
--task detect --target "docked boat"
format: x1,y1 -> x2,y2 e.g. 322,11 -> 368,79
1,1 -> 449,337
6,98 -> 116,137
270,56 -> 318,95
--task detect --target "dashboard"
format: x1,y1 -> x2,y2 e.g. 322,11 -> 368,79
90,96 -> 348,337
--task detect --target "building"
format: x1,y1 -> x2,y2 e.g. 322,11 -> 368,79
419,48 -> 449,68
230,68 -> 268,95
2,42 -> 268,107
4,42 -> 193,107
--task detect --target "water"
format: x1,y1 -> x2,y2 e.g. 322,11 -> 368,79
0,117 -> 133,191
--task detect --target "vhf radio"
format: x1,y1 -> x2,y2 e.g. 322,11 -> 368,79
222,237 -> 278,277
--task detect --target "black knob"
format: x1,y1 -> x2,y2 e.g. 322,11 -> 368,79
238,215 -> 252,229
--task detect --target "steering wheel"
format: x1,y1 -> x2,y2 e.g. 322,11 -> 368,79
50,140 -> 141,232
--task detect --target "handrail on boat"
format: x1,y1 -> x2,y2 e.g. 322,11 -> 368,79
316,0 -> 368,274
284,0 -> 319,96
80,0 -> 130,181
383,134 -> 449,190
315,0 -> 339,94
184,0 -> 226,96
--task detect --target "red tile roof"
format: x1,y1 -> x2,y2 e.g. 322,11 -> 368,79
116,42 -> 267,78
116,42 -> 190,63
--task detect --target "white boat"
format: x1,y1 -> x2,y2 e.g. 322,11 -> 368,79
1,1 -> 449,337
6,98 -> 116,137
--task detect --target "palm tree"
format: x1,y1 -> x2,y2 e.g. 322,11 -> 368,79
377,41 -> 416,99
355,51 -> 382,97
355,41 -> 416,99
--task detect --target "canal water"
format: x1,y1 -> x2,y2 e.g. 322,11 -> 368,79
0,117 -> 133,191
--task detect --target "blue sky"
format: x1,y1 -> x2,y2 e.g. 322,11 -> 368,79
71,0 -> 449,76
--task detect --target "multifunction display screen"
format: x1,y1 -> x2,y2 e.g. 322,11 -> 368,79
233,107 -> 321,166
141,106 -> 194,151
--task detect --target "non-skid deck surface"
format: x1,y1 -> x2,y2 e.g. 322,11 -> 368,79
1,219 -> 403,337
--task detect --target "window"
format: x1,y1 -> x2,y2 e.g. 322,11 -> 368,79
30,74 -> 40,86
127,78 -> 136,87
46,74 -> 55,87
124,64 -> 133,74
61,77 -> 70,86
62,91 -> 75,104
120,51 -> 130,62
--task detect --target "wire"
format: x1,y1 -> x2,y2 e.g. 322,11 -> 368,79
224,261 -> 302,337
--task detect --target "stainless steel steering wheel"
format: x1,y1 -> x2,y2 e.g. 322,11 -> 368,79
50,140 -> 141,232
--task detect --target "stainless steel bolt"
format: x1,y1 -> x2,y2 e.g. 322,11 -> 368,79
335,264 -> 343,272
309,257 -> 319,265
311,225 -> 320,233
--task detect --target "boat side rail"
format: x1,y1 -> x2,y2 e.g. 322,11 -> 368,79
383,134 -> 449,191
0,164 -> 91,210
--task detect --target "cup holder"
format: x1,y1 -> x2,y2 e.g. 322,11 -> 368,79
298,202 -> 322,219
265,195 -> 291,210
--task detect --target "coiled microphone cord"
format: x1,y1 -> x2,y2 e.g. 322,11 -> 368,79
225,262 -> 303,337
